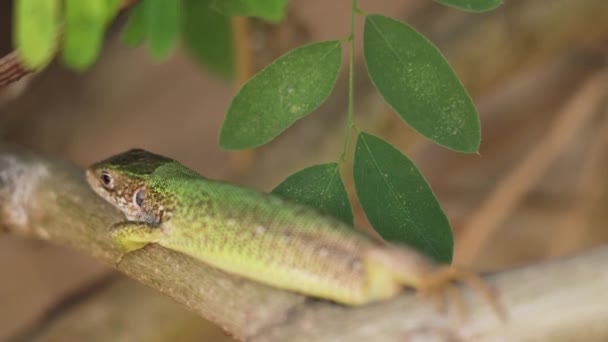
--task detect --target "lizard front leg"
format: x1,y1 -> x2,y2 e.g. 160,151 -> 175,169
109,221 -> 164,267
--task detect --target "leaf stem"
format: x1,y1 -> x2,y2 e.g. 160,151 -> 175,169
339,0 -> 359,164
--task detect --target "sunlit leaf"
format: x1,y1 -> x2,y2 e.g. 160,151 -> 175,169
103,0 -> 122,23
273,163 -> 353,225
220,40 -> 342,150
353,132 -> 453,263
364,15 -> 480,153
13,0 -> 60,69
62,0 -> 107,70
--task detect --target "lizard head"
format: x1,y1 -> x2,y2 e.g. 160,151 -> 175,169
86,149 -> 173,223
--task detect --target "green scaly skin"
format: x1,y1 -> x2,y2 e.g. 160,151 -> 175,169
86,149 -> 453,305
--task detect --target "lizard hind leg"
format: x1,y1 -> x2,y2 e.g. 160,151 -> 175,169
366,247 -> 506,320
364,246 -> 437,303
109,221 -> 164,267
418,265 -> 507,321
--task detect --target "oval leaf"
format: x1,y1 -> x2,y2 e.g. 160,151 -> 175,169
62,0 -> 107,70
103,0 -> 122,24
182,0 -> 234,79
121,2 -> 147,47
434,0 -> 502,13
364,15 -> 480,153
273,163 -> 353,225
211,0 -> 288,23
220,40 -> 342,150
145,0 -> 182,60
353,132 -> 453,263
13,0 -> 60,69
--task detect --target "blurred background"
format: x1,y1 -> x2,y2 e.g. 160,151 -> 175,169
1,0 -> 607,340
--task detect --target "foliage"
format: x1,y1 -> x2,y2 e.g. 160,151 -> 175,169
363,15 -> 479,152
210,0 -> 288,23
220,41 -> 342,149
273,163 -> 354,226
12,0 -> 502,263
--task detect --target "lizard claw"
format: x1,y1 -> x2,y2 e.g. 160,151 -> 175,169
418,265 -> 508,321
114,253 -> 125,268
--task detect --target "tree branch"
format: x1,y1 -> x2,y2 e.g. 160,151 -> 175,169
1,145 -> 607,341
0,51 -> 29,88
0,145 -> 304,341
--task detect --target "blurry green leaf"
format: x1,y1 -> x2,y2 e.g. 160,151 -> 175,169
364,15 -> 480,153
62,0 -> 107,70
13,0 -> 60,69
182,0 -> 234,79
145,0 -> 182,60
220,40 -> 342,150
434,0 -> 502,12
121,2 -> 147,47
353,132 -> 453,263
103,0 -> 122,23
273,163 -> 353,225
211,0 -> 288,23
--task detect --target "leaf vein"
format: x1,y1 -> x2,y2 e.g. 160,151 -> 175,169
360,134 -> 439,256
319,164 -> 339,210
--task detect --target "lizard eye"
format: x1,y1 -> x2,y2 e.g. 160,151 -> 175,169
134,189 -> 145,207
100,172 -> 114,189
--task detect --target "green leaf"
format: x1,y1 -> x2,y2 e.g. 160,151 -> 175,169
103,0 -> 122,23
145,0 -> 182,60
211,0 -> 288,23
273,163 -> 353,225
182,0 -> 234,79
434,0 -> 502,12
13,0 -> 60,69
353,132 -> 453,263
121,2 -> 147,47
62,0 -> 107,70
220,40 -> 342,150
364,15 -> 480,153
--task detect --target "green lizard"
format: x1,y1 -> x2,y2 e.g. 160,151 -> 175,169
86,149 -> 500,311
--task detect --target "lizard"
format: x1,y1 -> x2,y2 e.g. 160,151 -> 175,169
86,149 -> 502,314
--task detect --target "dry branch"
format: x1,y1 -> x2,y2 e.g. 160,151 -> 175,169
0,51 -> 29,88
0,0 -> 138,89
455,70 -> 608,265
1,145 -> 608,341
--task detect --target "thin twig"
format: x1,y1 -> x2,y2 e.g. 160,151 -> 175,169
227,16 -> 256,176
548,104 -> 608,257
0,51 -> 30,88
455,70 -> 608,266
232,17 -> 253,87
